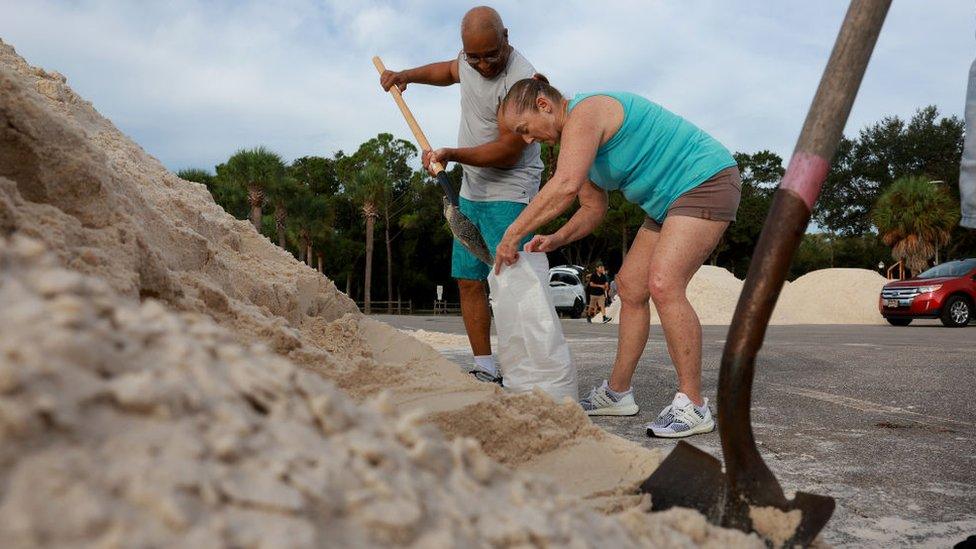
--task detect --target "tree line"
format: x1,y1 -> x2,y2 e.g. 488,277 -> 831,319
178,105 -> 974,309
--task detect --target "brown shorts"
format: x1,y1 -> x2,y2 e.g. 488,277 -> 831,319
588,295 -> 606,308
641,167 -> 742,232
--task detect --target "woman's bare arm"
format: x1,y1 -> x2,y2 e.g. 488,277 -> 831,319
494,97 -> 623,271
551,181 -> 609,245
500,105 -> 605,242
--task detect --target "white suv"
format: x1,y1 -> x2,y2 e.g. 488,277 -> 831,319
548,265 -> 587,318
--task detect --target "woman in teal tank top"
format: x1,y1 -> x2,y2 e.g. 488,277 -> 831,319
493,76 -> 741,438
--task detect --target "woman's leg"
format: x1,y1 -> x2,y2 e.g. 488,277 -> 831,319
647,216 -> 729,405
606,227 -> 659,393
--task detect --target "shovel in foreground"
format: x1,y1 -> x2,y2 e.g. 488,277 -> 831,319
641,1 -> 891,546
372,56 -> 493,266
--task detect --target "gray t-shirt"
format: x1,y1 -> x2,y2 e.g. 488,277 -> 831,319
457,48 -> 543,203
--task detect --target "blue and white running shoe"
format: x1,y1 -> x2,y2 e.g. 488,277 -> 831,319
646,392 -> 715,438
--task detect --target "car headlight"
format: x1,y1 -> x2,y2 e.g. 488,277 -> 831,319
917,284 -> 942,293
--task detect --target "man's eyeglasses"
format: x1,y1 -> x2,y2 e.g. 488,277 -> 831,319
463,50 -> 503,65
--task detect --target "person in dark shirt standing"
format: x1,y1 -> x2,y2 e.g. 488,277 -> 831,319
587,263 -> 611,323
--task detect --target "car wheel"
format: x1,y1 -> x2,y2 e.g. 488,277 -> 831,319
885,317 -> 912,327
570,297 -> 585,319
939,295 -> 972,327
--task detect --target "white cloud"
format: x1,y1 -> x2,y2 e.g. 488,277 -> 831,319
0,0 -> 972,172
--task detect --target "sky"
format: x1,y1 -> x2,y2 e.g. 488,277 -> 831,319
1,1 -> 973,173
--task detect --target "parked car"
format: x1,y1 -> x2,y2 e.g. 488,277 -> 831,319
548,265 -> 586,318
879,258 -> 976,327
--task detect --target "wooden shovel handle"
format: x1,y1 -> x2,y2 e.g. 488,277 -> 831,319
372,56 -> 445,174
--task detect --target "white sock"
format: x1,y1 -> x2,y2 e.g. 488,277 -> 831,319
603,380 -> 632,399
473,355 -> 499,376
696,399 -> 710,414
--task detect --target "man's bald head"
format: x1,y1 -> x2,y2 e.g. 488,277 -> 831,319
461,6 -> 505,41
459,6 -> 511,79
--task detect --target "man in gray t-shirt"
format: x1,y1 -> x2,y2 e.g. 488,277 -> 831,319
380,6 -> 542,383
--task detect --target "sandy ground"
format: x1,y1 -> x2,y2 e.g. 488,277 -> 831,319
0,38 -> 776,547
383,315 -> 976,548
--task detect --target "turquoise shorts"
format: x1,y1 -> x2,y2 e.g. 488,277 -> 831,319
451,197 -> 532,280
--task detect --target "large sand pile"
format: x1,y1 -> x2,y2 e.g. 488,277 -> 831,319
0,235 -> 760,547
0,39 -> 764,547
604,266 -> 886,325
772,268 -> 888,324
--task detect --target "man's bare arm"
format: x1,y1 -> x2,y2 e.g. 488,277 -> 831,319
437,125 -> 527,168
380,59 -> 460,91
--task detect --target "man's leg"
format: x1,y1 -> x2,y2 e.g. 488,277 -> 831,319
471,199 -> 532,379
452,198 -> 532,380
646,216 -> 729,405
450,204 -> 495,378
458,278 -> 491,356
586,296 -> 598,322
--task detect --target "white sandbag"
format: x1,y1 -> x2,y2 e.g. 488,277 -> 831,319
488,252 -> 577,401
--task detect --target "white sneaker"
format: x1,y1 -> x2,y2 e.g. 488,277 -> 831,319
646,392 -> 715,438
579,381 -> 639,416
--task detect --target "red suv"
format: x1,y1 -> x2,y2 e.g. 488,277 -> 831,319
879,258 -> 976,327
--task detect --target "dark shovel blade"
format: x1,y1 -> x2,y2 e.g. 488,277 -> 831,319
641,441 -> 726,523
641,442 -> 834,547
731,490 -> 835,547
784,491 -> 835,547
443,198 -> 493,266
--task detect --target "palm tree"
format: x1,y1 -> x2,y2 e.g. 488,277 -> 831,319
872,176 -> 960,275
223,147 -> 286,233
267,176 -> 300,249
177,168 -> 214,187
312,204 -> 337,273
285,185 -> 326,266
348,164 -> 387,314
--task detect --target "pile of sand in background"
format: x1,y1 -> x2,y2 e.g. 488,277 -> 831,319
604,265 -> 887,325
0,39 -> 766,547
772,268 -> 889,324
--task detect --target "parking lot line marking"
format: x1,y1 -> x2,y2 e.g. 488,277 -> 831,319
770,383 -> 975,429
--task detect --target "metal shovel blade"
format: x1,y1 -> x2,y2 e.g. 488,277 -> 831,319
787,492 -> 836,547
641,442 -> 725,522
432,171 -> 494,266
443,197 -> 493,266
642,441 -> 834,547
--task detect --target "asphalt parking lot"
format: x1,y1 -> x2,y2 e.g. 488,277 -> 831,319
377,315 -> 976,548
